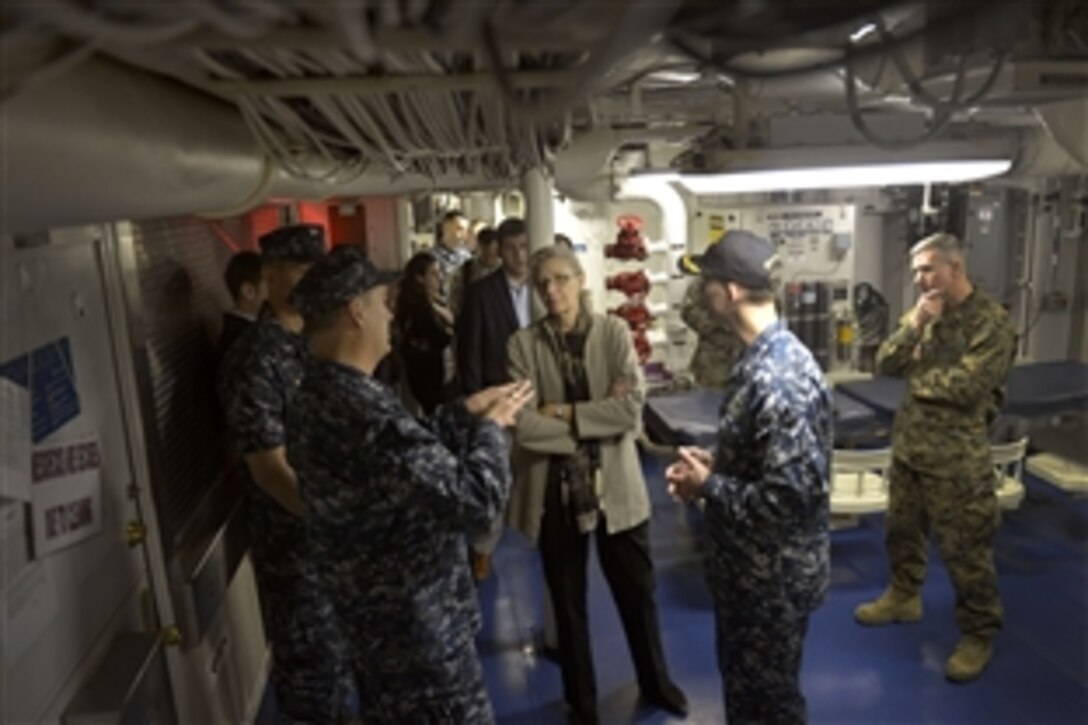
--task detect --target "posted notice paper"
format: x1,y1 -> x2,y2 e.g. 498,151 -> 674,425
31,436 -> 103,557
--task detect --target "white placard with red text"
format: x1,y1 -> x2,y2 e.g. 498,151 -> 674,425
30,436 -> 103,557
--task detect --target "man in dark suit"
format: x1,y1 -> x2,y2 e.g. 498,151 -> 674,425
458,218 -> 534,395
457,217 -> 535,579
215,251 -> 265,369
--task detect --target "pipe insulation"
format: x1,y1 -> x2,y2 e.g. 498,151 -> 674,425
1010,105 -> 1088,181
552,125 -> 703,201
1031,99 -> 1088,170
4,56 -> 264,234
523,166 -> 555,252
2,56 -> 500,234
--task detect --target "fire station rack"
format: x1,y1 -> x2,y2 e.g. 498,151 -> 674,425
603,215 -> 687,389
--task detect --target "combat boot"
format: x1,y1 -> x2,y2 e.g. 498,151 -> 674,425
854,587 -> 922,625
945,635 -> 993,682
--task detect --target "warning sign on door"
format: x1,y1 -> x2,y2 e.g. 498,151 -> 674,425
30,436 -> 103,557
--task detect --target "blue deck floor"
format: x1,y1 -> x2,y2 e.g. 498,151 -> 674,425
477,457 -> 1088,724
257,458 -> 1088,723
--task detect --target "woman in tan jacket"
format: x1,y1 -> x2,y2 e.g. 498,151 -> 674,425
506,246 -> 686,724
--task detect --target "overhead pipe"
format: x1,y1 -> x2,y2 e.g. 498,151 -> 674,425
208,70 -> 578,96
162,25 -> 601,54
552,125 -> 703,201
2,55 -> 500,235
1009,100 -> 1088,178
394,198 -> 413,266
4,56 -> 262,234
616,174 -> 687,252
7,55 -> 1077,236
522,167 -> 555,252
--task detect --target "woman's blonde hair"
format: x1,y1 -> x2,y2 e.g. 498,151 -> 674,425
529,246 -> 593,314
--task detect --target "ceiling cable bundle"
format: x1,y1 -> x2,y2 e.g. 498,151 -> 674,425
0,0 -> 1056,182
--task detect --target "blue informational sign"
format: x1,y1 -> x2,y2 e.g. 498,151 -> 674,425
0,337 -> 81,443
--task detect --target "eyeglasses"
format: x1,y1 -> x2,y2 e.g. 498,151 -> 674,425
536,274 -> 573,290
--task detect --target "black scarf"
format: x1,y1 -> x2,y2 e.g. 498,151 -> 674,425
542,311 -> 601,533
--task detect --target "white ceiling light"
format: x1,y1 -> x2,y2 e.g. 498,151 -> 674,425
665,159 -> 1012,194
627,138 -> 1016,194
850,22 -> 878,43
646,69 -> 702,85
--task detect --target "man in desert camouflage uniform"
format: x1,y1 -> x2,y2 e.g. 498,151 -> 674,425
285,246 -> 533,724
855,232 -> 1016,683
681,276 -> 747,388
218,224 -> 350,721
667,231 -> 832,725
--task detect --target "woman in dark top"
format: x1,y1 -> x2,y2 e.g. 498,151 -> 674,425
394,252 -> 455,413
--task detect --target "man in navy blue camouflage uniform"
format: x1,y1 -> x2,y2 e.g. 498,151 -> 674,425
218,224 -> 349,722
285,246 -> 534,724
667,231 -> 832,725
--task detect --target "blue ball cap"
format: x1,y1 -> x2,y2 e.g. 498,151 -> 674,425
289,246 -> 400,325
259,223 -> 326,263
678,230 -> 777,290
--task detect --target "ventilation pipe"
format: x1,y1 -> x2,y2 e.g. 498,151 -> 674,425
1009,99 -> 1088,179
522,167 -> 555,252
4,56 -> 262,233
463,192 -> 496,225
394,198 -> 413,266
3,55 -> 497,235
553,125 -> 702,201
616,174 -> 688,252
554,127 -> 626,197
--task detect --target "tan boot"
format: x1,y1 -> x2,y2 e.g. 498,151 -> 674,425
854,588 -> 923,626
945,635 -> 993,682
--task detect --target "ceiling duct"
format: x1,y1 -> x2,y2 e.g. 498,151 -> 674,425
2,56 -> 498,235
1010,98 -> 1088,178
905,60 -> 1088,108
3,1 -> 677,186
553,125 -> 704,200
2,0 -> 1082,231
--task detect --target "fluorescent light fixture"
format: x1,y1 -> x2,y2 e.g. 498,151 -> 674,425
678,160 -> 1011,192
626,138 -> 1016,194
638,160 -> 1011,194
850,22 -> 878,43
647,70 -> 701,84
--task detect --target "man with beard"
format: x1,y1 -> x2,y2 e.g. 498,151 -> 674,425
666,230 -> 832,725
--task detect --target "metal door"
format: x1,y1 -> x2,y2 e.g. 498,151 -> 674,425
1,228 -> 174,722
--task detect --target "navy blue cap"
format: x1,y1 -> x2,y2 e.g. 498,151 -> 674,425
289,246 -> 399,325
259,224 -> 326,263
678,230 -> 777,290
